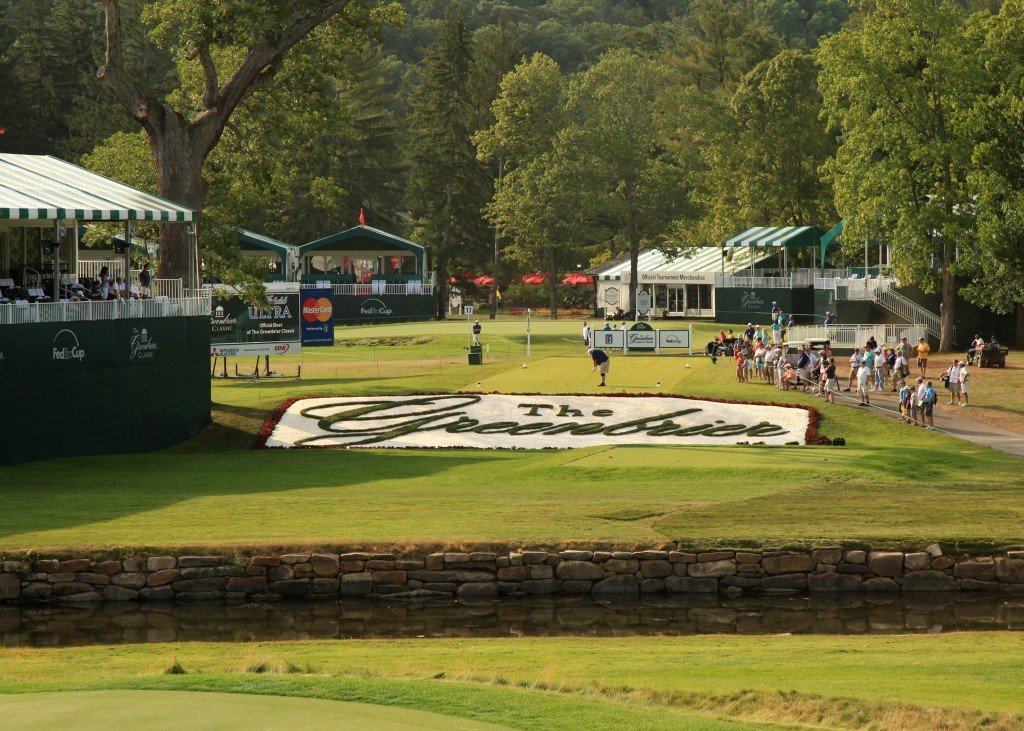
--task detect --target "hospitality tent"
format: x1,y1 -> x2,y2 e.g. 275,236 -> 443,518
722,226 -> 827,274
298,225 -> 425,281
238,229 -> 298,281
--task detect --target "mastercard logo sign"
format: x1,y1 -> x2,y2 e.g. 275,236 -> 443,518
302,297 -> 333,323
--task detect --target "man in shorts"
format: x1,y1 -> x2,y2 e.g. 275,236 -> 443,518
856,358 -> 871,405
589,347 -> 610,387
958,360 -> 970,406
916,337 -> 930,377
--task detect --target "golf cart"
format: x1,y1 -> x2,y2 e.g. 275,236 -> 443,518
781,337 -> 831,366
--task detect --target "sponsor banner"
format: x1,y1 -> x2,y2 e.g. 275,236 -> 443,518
658,330 -> 691,349
301,288 -> 334,347
591,329 -> 624,349
264,394 -> 811,449
627,322 -> 656,351
210,342 -> 299,358
331,294 -> 434,323
211,290 -> 301,346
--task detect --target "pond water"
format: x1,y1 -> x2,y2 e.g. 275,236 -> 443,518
2,594 -> 1021,648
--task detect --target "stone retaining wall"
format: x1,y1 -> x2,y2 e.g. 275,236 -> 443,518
2,548 -> 1022,604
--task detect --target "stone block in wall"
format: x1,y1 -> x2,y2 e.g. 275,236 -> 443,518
93,560 -> 122,575
762,554 -> 814,575
954,559 -> 995,581
560,550 -> 593,561
721,576 -> 761,589
901,570 -> 958,591
340,561 -> 365,572
47,573 -> 74,583
508,553 -> 523,566
371,554 -> 395,562
123,558 -> 145,573
178,556 -> 228,568
867,552 -> 904,577
611,551 -> 633,560
408,570 -> 496,583
180,566 -> 244,580
293,564 -> 316,579
604,559 -> 639,575
59,559 -> 91,573
74,573 -> 111,586
311,554 -> 340,576
250,556 -> 281,566
444,552 -> 470,565
36,559 -> 60,573
634,551 -> 669,560
863,577 -> 900,593
811,549 -> 842,565
374,584 -> 408,596
640,560 -> 673,579
593,551 -> 612,562
816,564 -> 836,573
396,559 -> 424,570
995,558 -> 1024,584
372,571 -> 407,585
247,565 -> 267,576
311,578 -> 340,595
640,579 -> 664,593
272,579 -> 311,598
520,579 -> 557,594
529,565 -> 554,580
555,561 -> 604,581
340,553 -> 370,561
457,582 -> 498,598
0,573 -> 21,600
424,554 -> 444,570
140,586 -> 173,601
227,577 -> 267,593
931,557 -> 955,570
904,553 -> 930,571
688,560 -> 735,578
103,586 -> 139,601
664,576 -> 717,593
1008,550 -> 1024,559
697,551 -> 734,562
173,578 -> 227,593
147,556 -> 176,571
56,590 -> 103,603
669,552 -> 696,564
147,569 -> 180,587
592,576 -> 639,595
808,573 -> 862,592
736,552 -> 762,564
423,583 -> 456,593
737,564 -> 762,575
837,563 -> 869,574
52,582 -> 96,597
366,560 -> 395,570
339,573 -> 373,597
280,554 -> 310,565
497,566 -> 527,582
495,557 -> 510,569
267,565 -> 294,582
961,579 -> 1000,592
22,582 -> 52,601
761,574 -> 807,590
560,581 -> 592,593
843,550 -> 867,564
470,552 -> 497,562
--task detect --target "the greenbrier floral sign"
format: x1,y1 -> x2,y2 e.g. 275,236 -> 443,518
262,394 -> 813,449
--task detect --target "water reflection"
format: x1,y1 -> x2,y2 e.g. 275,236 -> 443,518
2,594 -> 1022,648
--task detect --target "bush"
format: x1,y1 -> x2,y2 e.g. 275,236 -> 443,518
501,283 -> 594,310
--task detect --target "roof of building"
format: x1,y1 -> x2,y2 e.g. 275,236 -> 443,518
0,154 -> 195,222
592,246 -> 774,281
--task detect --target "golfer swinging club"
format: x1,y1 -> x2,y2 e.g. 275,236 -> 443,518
588,347 -> 610,387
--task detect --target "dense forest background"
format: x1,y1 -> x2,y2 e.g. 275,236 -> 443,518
0,0 -> 1022,338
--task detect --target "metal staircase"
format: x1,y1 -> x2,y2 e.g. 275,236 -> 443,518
872,285 -> 947,340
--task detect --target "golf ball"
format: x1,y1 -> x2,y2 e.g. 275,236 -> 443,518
522,363 -> 528,368
685,363 -> 691,368
476,381 -> 481,387
655,381 -> 661,387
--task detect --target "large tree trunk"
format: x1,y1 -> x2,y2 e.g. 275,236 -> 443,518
1016,302 -> 1024,347
939,235 -> 956,352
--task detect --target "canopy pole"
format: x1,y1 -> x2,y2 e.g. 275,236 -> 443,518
864,238 -> 868,276
52,220 -> 60,301
124,220 -> 133,295
751,244 -> 756,276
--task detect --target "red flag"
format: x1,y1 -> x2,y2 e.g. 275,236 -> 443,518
359,208 -> 365,227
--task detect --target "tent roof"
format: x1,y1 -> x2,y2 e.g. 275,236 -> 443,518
592,247 -> 774,281
299,225 -> 424,271
238,229 -> 296,263
0,154 -> 196,222
723,226 -> 826,248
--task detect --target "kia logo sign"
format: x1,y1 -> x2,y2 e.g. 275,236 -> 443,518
302,297 -> 333,322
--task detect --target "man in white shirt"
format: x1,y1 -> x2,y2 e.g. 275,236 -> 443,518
947,361 -> 961,405
847,348 -> 861,392
958,361 -> 970,406
856,360 -> 871,405
581,321 -> 591,348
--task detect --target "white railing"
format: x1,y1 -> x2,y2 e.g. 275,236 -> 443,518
787,324 -> 928,349
78,259 -> 125,280
153,278 -> 184,299
872,286 -> 944,339
825,277 -> 897,298
715,274 -> 794,289
302,282 -> 434,296
0,296 -> 211,325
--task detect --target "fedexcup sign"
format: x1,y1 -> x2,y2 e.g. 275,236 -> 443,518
360,298 -> 393,316
264,394 -> 810,449
52,329 -> 86,361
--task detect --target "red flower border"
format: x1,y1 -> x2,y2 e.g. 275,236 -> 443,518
255,392 -> 821,450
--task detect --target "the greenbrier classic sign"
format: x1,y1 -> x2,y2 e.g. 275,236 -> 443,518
263,394 -> 810,449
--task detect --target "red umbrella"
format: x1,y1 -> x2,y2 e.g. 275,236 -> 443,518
473,275 -> 495,286
522,272 -> 545,285
562,272 -> 594,285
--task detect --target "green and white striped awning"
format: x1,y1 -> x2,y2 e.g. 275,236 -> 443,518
723,226 -> 826,248
0,154 -> 196,222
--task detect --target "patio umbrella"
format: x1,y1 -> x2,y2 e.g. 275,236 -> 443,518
522,273 -> 545,285
561,272 -> 594,285
473,275 -> 495,286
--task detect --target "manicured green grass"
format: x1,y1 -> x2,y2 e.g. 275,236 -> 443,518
0,635 -> 1021,730
1,320 -> 1022,552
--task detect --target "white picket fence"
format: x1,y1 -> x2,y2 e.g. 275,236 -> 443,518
0,296 -> 211,325
787,323 -> 927,349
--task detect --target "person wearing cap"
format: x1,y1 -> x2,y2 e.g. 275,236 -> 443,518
946,360 -> 962,405
898,379 -> 911,421
856,355 -> 871,405
916,337 -> 930,377
744,323 -> 755,341
472,319 -> 481,346
771,301 -> 780,316
846,348 -> 861,392
823,311 -> 836,326
915,377 -> 930,427
588,347 -> 610,386
781,362 -> 797,391
581,320 -> 591,348
958,359 -> 970,406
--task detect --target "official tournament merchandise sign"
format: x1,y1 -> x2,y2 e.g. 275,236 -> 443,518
301,288 -> 334,346
262,394 -> 813,449
210,290 -> 301,357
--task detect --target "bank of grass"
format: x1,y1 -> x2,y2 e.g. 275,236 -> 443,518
0,635 -> 1021,730
1,320 -> 1023,553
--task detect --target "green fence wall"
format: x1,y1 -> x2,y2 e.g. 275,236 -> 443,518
715,287 -> 815,326
331,294 -> 435,325
0,316 -> 210,465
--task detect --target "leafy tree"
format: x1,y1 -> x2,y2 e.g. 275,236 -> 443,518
818,0 -> 983,349
96,0 -> 402,285
406,8 -> 491,317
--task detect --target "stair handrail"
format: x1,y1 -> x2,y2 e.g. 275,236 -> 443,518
872,285 -> 949,340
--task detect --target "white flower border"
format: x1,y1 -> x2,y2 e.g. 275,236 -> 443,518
262,393 -> 813,450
